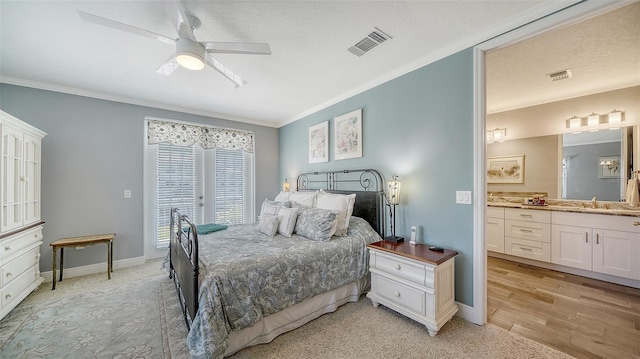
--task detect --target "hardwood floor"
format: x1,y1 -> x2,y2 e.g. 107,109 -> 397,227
487,256 -> 640,359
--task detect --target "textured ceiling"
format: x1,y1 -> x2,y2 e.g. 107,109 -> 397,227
2,1 -> 629,127
487,1 -> 640,114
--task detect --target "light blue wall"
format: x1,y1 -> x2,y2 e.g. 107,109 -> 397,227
279,48 -> 476,305
0,84 -> 279,272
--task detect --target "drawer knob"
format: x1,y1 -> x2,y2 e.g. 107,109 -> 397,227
394,291 -> 401,297
634,221 -> 640,226
5,293 -> 12,299
395,264 -> 401,270
6,271 -> 13,277
4,246 -> 10,251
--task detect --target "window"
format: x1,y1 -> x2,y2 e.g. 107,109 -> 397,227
144,119 -> 255,259
155,143 -> 196,247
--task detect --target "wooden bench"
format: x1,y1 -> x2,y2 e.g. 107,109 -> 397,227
50,233 -> 116,290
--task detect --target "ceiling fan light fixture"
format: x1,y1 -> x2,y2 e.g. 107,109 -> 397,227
175,38 -> 205,71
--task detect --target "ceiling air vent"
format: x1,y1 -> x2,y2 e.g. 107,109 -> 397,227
548,69 -> 572,81
348,27 -> 392,57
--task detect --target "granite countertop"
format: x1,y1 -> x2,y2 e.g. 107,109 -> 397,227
487,192 -> 640,218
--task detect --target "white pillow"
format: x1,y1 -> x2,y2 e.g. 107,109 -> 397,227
289,190 -> 318,207
257,214 -> 278,237
277,206 -> 299,237
315,190 -> 356,236
260,198 -> 282,217
274,191 -> 290,202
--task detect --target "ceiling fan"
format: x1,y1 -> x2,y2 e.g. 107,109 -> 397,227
78,0 -> 271,87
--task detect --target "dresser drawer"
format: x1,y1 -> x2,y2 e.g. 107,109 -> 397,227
505,236 -> 551,262
374,274 -> 428,316
1,247 -> 39,287
0,226 -> 43,262
505,208 -> 550,223
505,220 -> 550,243
371,251 -> 431,288
1,263 -> 37,308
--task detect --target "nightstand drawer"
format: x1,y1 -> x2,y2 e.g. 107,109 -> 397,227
375,274 -> 427,315
372,251 -> 430,287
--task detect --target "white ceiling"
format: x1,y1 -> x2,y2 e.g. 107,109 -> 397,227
487,1 -> 640,114
2,1 -> 634,128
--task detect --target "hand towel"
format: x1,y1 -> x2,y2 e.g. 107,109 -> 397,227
625,178 -> 639,207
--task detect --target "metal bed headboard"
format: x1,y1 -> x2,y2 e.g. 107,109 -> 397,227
296,169 -> 386,237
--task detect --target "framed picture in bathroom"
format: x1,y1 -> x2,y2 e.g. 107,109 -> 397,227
487,155 -> 525,184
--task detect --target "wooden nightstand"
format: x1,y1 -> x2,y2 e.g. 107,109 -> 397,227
366,240 -> 458,336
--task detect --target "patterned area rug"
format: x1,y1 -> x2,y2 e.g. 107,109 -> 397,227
1,273 -> 571,359
0,277 -> 189,358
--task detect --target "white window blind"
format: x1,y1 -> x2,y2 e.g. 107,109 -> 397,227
155,142 -> 196,247
215,148 -> 246,224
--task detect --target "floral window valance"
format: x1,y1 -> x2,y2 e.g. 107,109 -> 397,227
147,119 -> 254,153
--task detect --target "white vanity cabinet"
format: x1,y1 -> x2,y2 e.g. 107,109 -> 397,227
486,207 -> 505,253
504,208 -> 551,262
552,212 -> 640,281
0,110 -> 46,321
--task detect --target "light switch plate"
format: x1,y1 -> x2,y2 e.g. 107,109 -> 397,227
124,190 -> 132,199
456,191 -> 472,204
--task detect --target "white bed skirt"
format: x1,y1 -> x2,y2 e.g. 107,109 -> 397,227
224,274 -> 371,356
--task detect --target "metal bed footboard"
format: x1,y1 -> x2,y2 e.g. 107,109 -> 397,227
170,207 -> 199,329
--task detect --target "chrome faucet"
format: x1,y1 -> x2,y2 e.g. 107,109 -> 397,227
591,196 -> 597,209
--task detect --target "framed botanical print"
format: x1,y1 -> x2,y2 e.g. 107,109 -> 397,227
334,109 -> 362,160
308,121 -> 329,163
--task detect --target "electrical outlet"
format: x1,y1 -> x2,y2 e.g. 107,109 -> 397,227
124,190 -> 132,199
456,191 -> 472,204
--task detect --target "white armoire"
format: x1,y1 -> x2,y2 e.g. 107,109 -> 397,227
0,110 -> 46,321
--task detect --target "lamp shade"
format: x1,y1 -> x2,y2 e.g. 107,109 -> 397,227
568,116 -> 582,133
608,110 -> 622,130
587,113 -> 599,132
282,179 -> 290,192
387,175 -> 401,205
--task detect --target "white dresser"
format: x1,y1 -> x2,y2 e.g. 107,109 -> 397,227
367,241 -> 458,336
0,110 -> 46,321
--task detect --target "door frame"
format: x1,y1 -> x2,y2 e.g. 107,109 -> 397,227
470,0 -> 626,325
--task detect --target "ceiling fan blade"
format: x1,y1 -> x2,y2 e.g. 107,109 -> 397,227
77,11 -> 175,46
156,55 -> 179,75
204,42 -> 272,55
204,55 -> 246,88
164,0 -> 197,42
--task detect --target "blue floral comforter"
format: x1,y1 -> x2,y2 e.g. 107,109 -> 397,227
186,217 -> 381,358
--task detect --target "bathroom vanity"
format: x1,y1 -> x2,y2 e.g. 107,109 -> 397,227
486,198 -> 640,287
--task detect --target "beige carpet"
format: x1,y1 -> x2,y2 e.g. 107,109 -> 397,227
13,259 -> 572,359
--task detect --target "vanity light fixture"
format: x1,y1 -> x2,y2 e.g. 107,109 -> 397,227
566,110 -> 624,133
385,174 -> 403,242
587,113 -> 600,132
486,128 -> 506,144
282,178 -> 290,192
608,109 -> 622,130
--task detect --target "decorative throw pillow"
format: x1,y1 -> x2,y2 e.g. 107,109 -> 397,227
315,190 -> 356,236
257,213 -> 279,237
289,190 -> 318,207
277,206 -> 299,237
260,198 -> 283,218
294,207 -> 338,241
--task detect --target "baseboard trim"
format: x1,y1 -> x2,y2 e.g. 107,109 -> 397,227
41,256 -> 146,283
454,301 -> 478,323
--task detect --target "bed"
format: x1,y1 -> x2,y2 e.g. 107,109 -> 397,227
169,169 -> 386,358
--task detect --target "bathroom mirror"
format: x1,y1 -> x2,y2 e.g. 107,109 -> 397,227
562,127 -> 631,201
